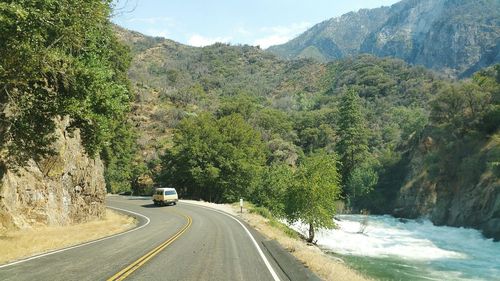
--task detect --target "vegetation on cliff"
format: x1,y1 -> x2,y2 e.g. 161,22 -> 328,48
0,0 -> 139,193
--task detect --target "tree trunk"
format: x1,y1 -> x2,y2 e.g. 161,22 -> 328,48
307,222 -> 315,243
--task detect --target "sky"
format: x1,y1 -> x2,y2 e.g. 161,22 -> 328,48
111,0 -> 400,49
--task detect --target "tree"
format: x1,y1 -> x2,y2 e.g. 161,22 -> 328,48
337,88 -> 369,192
253,108 -> 295,141
346,161 -> 378,203
159,113 -> 266,203
253,163 -> 293,217
0,0 -> 133,168
285,152 -> 342,243
101,121 -> 139,194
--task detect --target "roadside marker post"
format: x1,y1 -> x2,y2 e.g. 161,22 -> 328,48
240,198 -> 243,213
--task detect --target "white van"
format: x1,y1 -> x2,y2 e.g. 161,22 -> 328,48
152,187 -> 179,206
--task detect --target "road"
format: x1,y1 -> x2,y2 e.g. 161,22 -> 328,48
0,196 -> 317,281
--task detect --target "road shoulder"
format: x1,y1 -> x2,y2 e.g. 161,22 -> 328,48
0,208 -> 139,267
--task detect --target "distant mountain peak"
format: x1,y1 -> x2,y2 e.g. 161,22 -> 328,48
267,0 -> 500,77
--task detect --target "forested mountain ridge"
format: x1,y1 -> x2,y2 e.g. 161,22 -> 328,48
268,0 -> 500,78
116,26 -> 499,240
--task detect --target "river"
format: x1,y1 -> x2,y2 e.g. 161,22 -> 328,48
289,215 -> 500,281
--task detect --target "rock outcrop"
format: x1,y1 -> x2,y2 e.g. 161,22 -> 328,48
268,0 -> 500,77
393,134 -> 500,240
0,116 -> 106,229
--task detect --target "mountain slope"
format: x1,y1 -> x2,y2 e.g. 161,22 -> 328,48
268,0 -> 500,77
115,26 -> 499,240
268,7 -> 391,61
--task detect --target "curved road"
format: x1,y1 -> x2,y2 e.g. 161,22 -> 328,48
0,196 -> 312,281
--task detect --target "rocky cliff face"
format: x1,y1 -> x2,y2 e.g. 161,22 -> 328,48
394,134 -> 500,240
268,0 -> 500,77
268,7 -> 390,61
0,117 -> 106,230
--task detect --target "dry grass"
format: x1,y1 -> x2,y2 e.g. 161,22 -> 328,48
233,204 -> 372,281
0,209 -> 136,264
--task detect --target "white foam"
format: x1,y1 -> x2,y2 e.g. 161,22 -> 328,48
288,215 -> 500,280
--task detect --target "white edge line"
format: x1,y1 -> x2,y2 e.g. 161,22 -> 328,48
0,206 -> 151,269
181,201 -> 281,281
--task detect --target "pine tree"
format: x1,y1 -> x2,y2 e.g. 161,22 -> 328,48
337,88 -> 369,193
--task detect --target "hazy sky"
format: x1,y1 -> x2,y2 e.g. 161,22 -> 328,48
112,0 -> 400,49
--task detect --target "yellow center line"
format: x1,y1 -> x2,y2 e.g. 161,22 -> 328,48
107,209 -> 192,281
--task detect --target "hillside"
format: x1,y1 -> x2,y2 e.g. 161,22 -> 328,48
268,0 -> 500,77
114,25 -> 326,163
116,26 -> 499,239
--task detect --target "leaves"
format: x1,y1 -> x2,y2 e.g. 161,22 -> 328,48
285,152 -> 342,240
158,113 -> 266,203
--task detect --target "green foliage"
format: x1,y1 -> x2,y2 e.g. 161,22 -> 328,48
337,88 -> 369,192
285,152 -> 342,242
121,24 -> 499,217
249,206 -> 273,219
253,108 -> 295,141
0,0 -> 138,194
266,138 -> 303,166
101,121 -> 139,194
293,109 -> 336,153
158,113 -> 266,203
216,94 -> 262,120
0,0 -> 132,166
420,64 -> 500,190
253,163 -> 293,217
347,161 -> 379,204
248,205 -> 299,239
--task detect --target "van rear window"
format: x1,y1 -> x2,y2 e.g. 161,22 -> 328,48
156,190 -> 163,195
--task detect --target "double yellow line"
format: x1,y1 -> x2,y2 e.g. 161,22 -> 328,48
107,210 -> 192,281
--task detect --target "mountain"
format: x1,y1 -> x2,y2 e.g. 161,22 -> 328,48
268,0 -> 500,77
114,25 -> 326,163
115,26 -> 499,240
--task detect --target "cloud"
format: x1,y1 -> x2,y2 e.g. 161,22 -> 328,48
254,21 -> 311,49
187,34 -> 232,47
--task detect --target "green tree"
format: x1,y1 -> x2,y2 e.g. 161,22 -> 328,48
253,163 -> 293,217
0,0 -> 132,164
159,113 -> 266,202
101,121 -> 138,194
347,161 -> 379,203
337,88 -> 369,192
285,152 -> 342,243
253,108 -> 295,141
0,0 -> 138,193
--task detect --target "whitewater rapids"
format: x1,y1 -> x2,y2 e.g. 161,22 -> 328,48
289,215 -> 500,281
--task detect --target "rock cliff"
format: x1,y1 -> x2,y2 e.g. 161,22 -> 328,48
0,117 -> 106,230
394,133 -> 500,240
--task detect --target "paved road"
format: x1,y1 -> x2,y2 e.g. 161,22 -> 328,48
0,196 -> 311,281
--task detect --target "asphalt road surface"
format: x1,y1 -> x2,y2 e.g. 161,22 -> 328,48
0,196 -> 317,281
